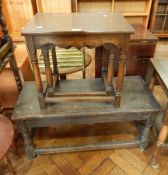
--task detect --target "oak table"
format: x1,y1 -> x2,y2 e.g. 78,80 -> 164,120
148,59 -> 168,169
21,12 -> 134,109
12,76 -> 160,159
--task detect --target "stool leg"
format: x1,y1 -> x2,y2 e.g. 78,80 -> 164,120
114,54 -> 126,107
9,54 -> 22,92
149,74 -> 156,92
150,107 -> 168,169
4,154 -> 15,175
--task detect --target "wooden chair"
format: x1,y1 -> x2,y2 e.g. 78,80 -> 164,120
0,1 -> 22,110
0,115 -> 15,175
38,47 -> 91,79
147,59 -> 168,169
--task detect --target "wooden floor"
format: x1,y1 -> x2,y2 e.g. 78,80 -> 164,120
1,41 -> 168,175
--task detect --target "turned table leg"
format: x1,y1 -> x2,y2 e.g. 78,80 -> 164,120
115,54 -> 126,107
17,121 -> 36,159
25,36 -> 45,109
139,113 -> 157,151
9,54 -> 22,92
150,106 -> 168,169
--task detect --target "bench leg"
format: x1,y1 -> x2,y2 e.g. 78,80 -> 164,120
139,113 -> 157,151
17,121 -> 36,159
150,107 -> 168,169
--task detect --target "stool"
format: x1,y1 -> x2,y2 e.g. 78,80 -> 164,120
0,115 -> 15,174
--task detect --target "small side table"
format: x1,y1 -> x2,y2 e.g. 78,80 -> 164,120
0,115 -> 15,174
148,59 -> 168,169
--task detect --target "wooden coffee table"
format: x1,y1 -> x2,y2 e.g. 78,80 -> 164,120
12,76 -> 160,159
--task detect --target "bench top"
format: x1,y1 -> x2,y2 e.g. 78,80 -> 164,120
151,58 -> 168,91
12,76 -> 160,121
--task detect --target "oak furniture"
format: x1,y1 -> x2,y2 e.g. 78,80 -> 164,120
148,59 -> 168,169
95,24 -> 158,79
21,12 -> 134,109
0,115 -> 15,175
149,0 -> 168,38
12,76 -> 160,159
2,0 -> 155,80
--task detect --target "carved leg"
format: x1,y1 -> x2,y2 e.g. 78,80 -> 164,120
139,113 -> 157,151
150,107 -> 168,169
114,54 -> 126,107
17,121 -> 36,159
145,62 -> 154,86
25,36 -> 45,109
51,47 -> 59,88
41,46 -> 53,88
107,53 -> 114,87
9,54 -> 22,92
103,53 -> 114,96
4,154 -> 15,175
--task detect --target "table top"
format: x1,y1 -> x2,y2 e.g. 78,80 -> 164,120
12,76 -> 160,121
0,116 -> 14,159
22,12 -> 134,36
151,58 -> 168,90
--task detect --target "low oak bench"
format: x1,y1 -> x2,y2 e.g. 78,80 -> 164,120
12,76 -> 160,159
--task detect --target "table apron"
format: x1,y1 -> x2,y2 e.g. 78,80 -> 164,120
32,34 -> 130,49
15,112 -> 156,128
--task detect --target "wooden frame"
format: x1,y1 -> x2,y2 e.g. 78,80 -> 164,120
147,59 -> 168,169
12,77 -> 160,159
22,13 -> 134,109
